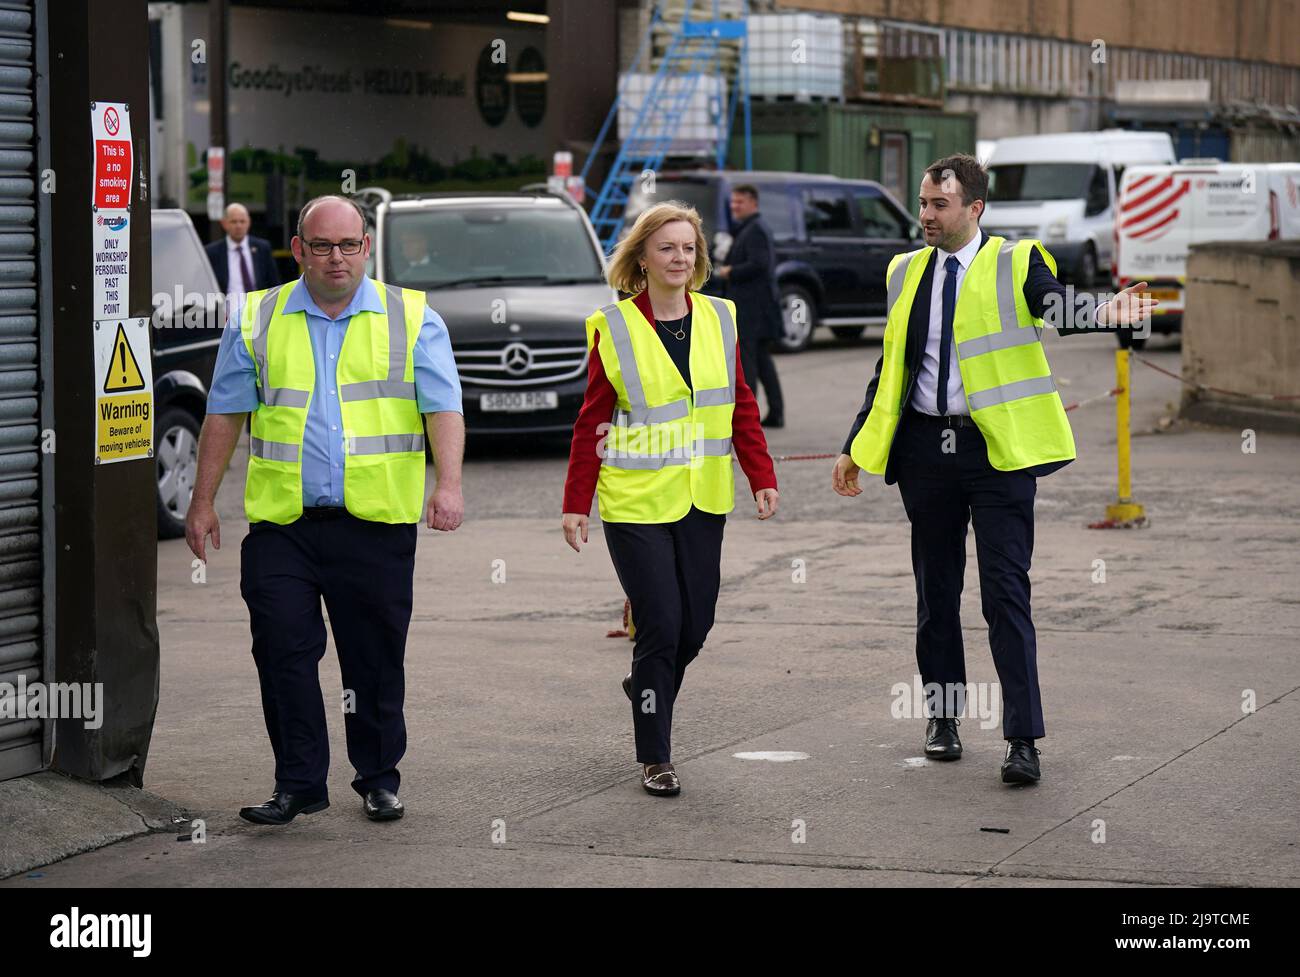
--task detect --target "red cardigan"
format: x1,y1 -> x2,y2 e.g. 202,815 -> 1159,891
562,290 -> 777,516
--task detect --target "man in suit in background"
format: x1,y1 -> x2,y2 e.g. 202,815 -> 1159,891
831,154 -> 1155,785
715,184 -> 785,428
205,202 -> 279,303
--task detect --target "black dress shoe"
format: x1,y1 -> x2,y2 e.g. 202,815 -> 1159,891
622,672 -> 633,702
642,763 -> 680,797
760,413 -> 784,429
239,792 -> 329,826
1001,738 -> 1041,784
924,717 -> 963,760
363,788 -> 405,821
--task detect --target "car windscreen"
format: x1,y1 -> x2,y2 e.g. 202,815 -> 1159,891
383,206 -> 605,289
152,215 -> 216,297
987,163 -> 1095,202
623,180 -> 719,241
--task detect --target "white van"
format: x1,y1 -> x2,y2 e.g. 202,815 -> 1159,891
982,130 -> 1176,284
1115,162 -> 1300,345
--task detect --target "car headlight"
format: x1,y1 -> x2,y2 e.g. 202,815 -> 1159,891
1046,218 -> 1068,241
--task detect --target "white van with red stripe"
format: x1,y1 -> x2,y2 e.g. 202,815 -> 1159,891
1116,162 -> 1300,344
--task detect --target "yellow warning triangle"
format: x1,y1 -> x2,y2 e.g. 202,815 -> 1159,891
103,323 -> 145,393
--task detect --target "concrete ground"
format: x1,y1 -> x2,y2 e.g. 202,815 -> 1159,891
3,327 -> 1298,887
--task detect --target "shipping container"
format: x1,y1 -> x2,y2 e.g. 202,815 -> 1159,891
728,101 -> 976,210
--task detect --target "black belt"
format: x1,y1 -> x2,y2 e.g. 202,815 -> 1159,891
299,506 -> 349,521
906,408 -> 977,429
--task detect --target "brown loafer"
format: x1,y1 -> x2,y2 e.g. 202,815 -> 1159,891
642,763 -> 680,797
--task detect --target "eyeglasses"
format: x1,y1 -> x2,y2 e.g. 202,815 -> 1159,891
305,239 -> 364,256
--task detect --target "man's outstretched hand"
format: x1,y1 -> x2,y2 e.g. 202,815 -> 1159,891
1101,281 -> 1159,326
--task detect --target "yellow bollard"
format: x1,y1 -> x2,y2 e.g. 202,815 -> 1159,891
1098,348 -> 1148,528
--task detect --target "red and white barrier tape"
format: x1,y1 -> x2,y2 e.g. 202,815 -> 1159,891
1062,386 -> 1123,412
772,452 -> 837,463
1133,354 -> 1300,403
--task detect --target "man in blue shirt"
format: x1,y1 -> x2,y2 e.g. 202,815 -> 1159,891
186,195 -> 464,825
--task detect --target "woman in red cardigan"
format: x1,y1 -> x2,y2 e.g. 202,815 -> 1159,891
561,202 -> 779,797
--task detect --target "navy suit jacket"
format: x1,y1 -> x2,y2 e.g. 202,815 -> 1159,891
724,213 -> 783,341
204,235 -> 279,293
841,228 -> 1103,484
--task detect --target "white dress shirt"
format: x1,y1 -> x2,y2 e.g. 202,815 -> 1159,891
910,231 -> 982,416
226,236 -> 255,300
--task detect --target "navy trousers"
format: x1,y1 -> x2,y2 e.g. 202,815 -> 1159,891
895,411 -> 1045,739
239,510 -> 417,800
603,506 -> 726,764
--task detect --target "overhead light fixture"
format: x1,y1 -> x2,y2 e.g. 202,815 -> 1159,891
506,72 -> 549,83
385,18 -> 433,30
506,11 -> 550,25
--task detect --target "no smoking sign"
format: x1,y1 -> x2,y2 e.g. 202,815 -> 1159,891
91,101 -> 132,210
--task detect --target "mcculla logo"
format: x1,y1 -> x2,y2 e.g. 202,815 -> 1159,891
49,907 -> 151,957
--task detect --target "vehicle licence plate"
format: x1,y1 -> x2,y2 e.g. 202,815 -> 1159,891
480,391 -> 559,413
1145,288 -> 1181,302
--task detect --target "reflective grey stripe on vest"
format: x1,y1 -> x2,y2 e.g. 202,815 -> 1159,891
957,241 -> 1042,359
695,437 -> 733,456
602,436 -> 732,470
250,437 -> 300,462
601,302 -> 647,407
340,378 -> 416,401
694,386 -> 732,407
698,295 -> 736,405
887,251 -> 924,313
966,375 -> 1058,412
253,285 -> 311,409
601,452 -> 692,471
614,401 -> 690,426
339,284 -> 416,402
348,433 -> 426,455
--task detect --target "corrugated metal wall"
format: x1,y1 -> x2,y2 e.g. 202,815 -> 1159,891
0,0 -> 42,781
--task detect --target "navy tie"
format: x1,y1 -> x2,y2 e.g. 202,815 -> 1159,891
936,255 -> 959,415
238,244 -> 255,292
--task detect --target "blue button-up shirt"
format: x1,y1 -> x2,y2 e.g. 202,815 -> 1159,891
206,276 -> 462,508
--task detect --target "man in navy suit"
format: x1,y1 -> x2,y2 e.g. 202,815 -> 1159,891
205,202 -> 279,298
715,184 -> 785,427
831,155 -> 1155,785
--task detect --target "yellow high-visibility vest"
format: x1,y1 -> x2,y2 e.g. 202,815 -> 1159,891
587,293 -> 737,523
850,237 -> 1076,474
240,279 -> 427,524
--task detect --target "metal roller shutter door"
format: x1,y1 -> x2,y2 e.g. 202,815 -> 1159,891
0,0 -> 42,782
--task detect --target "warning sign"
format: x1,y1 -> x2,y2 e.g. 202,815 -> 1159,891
91,101 -> 132,321
93,318 -> 153,465
102,322 -> 146,392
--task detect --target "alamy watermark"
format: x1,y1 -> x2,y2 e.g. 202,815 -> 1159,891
890,675 -> 1001,730
0,676 -> 103,729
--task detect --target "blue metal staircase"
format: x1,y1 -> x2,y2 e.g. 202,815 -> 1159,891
581,0 -> 753,254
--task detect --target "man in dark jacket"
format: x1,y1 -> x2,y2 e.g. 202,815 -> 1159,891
204,202 -> 279,297
715,184 -> 785,427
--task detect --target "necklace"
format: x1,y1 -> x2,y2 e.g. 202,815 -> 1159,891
655,315 -> 686,340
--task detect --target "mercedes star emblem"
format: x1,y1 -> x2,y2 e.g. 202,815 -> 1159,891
501,342 -> 533,377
